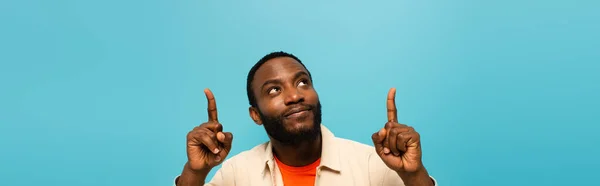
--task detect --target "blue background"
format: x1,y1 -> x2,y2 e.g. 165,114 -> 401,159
1,0 -> 599,185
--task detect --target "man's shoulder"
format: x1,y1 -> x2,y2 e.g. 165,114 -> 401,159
222,141 -> 269,165
332,135 -> 376,154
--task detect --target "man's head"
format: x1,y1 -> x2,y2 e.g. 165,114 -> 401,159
246,51 -> 322,145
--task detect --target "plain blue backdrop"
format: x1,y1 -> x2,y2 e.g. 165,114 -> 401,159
1,0 -> 599,185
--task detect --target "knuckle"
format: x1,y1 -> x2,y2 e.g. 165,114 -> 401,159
385,122 -> 394,128
389,128 -> 398,135
205,130 -> 215,137
198,122 -> 209,128
201,133 -> 213,141
398,133 -> 407,139
187,130 -> 201,139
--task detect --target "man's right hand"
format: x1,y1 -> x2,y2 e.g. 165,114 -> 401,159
178,88 -> 233,185
186,88 -> 233,171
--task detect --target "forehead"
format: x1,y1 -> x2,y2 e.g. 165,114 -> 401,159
252,57 -> 307,86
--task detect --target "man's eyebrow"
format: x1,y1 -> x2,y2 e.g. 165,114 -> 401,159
293,71 -> 309,81
260,79 -> 282,91
259,71 -> 309,91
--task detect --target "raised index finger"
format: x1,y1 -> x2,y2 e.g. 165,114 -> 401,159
204,88 -> 218,122
387,87 -> 398,122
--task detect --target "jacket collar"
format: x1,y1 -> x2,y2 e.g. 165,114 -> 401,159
261,124 -> 341,174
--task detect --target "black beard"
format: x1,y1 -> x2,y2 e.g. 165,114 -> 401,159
259,102 -> 322,146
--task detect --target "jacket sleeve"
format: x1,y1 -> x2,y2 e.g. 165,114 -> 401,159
172,159 -> 236,186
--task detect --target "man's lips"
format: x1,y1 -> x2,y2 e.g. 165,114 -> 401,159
284,107 -> 311,118
286,110 -> 309,118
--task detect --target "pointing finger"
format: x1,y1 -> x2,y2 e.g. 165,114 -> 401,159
202,122 -> 223,133
204,88 -> 219,122
386,87 -> 398,122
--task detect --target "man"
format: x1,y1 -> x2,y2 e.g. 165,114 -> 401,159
175,51 -> 437,186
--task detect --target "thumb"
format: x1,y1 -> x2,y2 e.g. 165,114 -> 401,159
371,128 -> 386,155
217,132 -> 233,152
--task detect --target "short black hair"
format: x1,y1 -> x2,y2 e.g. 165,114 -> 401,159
246,51 -> 313,107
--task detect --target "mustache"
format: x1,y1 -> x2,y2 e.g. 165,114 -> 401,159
281,103 -> 316,117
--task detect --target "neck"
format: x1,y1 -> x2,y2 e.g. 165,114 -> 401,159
270,134 -> 322,167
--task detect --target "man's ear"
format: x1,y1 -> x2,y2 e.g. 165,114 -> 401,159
249,106 -> 262,125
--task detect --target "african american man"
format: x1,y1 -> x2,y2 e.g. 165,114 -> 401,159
175,51 -> 437,186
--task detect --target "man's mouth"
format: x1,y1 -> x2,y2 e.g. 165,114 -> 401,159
286,110 -> 308,118
284,106 -> 311,119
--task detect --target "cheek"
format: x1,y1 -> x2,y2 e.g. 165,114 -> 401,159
305,91 -> 319,103
259,98 -> 286,115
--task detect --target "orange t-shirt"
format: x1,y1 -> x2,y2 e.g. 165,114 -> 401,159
274,156 -> 321,186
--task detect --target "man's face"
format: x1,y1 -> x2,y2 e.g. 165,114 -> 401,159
251,57 -> 322,145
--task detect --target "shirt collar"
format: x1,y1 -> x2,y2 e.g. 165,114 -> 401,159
261,124 -> 342,174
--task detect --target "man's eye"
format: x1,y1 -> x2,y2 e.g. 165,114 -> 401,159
298,80 -> 308,87
268,87 -> 280,94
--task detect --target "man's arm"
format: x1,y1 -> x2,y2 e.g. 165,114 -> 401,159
176,162 -> 210,186
174,160 -> 233,186
395,167 -> 436,186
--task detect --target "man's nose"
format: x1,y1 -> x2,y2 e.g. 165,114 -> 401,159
284,88 -> 304,105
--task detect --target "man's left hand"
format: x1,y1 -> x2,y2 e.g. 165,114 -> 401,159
372,88 -> 431,183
